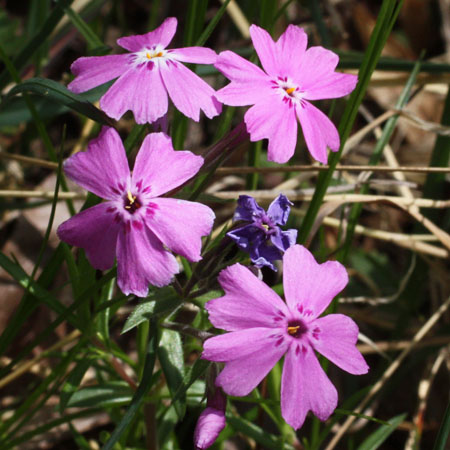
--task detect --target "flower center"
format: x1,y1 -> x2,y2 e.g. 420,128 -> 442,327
284,86 -> 296,96
124,191 -> 142,214
287,320 -> 307,338
146,50 -> 164,59
272,77 -> 304,105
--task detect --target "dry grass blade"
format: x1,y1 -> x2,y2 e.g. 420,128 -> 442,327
0,330 -> 80,389
397,108 -> 450,135
404,348 -> 448,450
290,207 -> 448,259
397,203 -> 450,251
219,0 -> 250,38
325,296 -> 450,450
357,336 -> 450,355
216,165 -> 450,174
213,190 -> 450,208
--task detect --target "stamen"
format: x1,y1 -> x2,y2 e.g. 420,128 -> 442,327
285,87 -> 296,95
146,51 -> 163,60
287,325 -> 300,336
124,191 -> 141,213
126,190 -> 135,204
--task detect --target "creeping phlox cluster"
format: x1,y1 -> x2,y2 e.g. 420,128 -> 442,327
57,17 -> 367,450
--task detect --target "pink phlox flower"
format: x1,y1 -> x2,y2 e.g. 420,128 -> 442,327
214,24 -> 358,164
194,387 -> 227,449
57,127 -> 215,297
202,245 -> 368,430
68,17 -> 222,124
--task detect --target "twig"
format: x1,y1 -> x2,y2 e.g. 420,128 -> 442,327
290,209 -> 448,259
357,335 -> 450,355
2,151 -> 450,174
325,296 -> 450,450
216,165 -> 450,174
213,191 -> 450,208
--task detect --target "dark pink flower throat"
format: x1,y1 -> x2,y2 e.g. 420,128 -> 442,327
124,191 -> 142,214
287,319 -> 307,338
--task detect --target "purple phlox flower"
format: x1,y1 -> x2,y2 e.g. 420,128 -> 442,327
214,24 -> 358,164
202,245 -> 368,430
194,387 -> 227,449
57,127 -> 215,297
227,194 -> 297,271
68,17 -> 222,124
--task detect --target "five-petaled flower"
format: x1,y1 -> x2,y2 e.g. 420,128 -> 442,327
227,194 -> 297,270
57,127 -> 215,297
68,17 -> 222,124
202,245 -> 368,429
214,24 -> 358,164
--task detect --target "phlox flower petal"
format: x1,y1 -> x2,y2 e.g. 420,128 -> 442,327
116,226 -> 179,296
249,25 -> 280,77
275,24 -> 307,76
100,65 -> 168,124
245,95 -> 298,163
283,245 -> 348,317
215,333 -> 289,396
64,127 -> 130,200
169,47 -> 217,64
147,198 -> 215,262
206,263 -> 288,331
267,190 -> 294,226
227,194 -> 297,269
160,60 -> 222,121
132,132 -> 203,197
57,203 -> 120,271
296,101 -> 340,165
117,17 -> 177,51
281,344 -> 337,429
312,314 -> 369,375
296,47 -> 357,100
68,54 -> 131,93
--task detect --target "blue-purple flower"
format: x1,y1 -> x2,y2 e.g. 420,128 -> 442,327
227,194 -> 297,270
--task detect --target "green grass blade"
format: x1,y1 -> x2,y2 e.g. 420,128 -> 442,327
158,330 -> 186,419
5,78 -> 114,125
356,413 -> 407,450
0,244 -> 64,360
338,58 -> 421,261
0,0 -> 74,90
422,88 -> 450,225
195,0 -> 232,47
102,321 -> 158,450
298,0 -> 404,243
27,0 -> 50,74
63,6 -> 108,53
433,401 -> 450,450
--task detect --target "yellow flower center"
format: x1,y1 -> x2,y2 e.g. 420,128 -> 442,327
146,51 -> 164,59
287,325 -> 301,336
